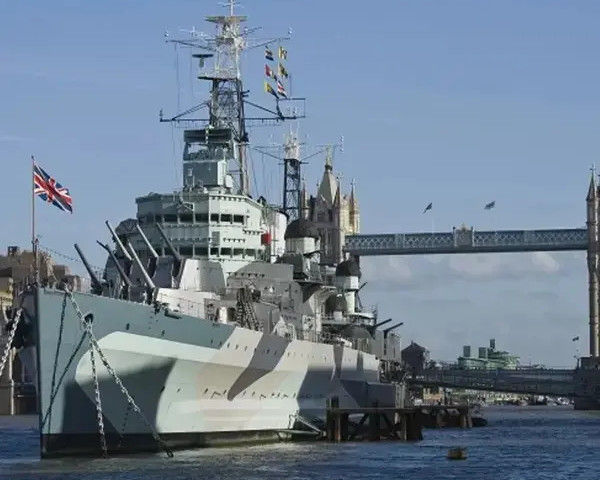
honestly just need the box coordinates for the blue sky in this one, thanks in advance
[2,0,599,365]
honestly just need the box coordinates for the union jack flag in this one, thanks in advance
[33,163,73,213]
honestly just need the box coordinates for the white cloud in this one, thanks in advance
[531,251,560,273]
[361,251,568,292]
[448,254,503,277]
[361,257,412,285]
[448,252,561,279]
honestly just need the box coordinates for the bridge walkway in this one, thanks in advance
[410,368,576,397]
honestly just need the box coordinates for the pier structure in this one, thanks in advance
[324,400,476,442]
[325,405,423,442]
[343,172,600,408]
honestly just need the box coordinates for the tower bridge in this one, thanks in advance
[340,174,600,408]
[345,227,587,256]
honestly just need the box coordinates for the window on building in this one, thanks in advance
[210,247,219,256]
[180,214,193,223]
[195,213,208,223]
[233,248,244,256]
[245,249,255,257]
[180,246,193,256]
[163,214,177,223]
[195,246,208,256]
[221,248,232,256]
[221,214,232,222]
[233,215,244,224]
[210,213,219,222]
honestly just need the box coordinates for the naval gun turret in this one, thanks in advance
[279,218,321,283]
[334,257,361,315]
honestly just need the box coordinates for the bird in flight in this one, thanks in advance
[423,202,432,214]
[484,201,496,210]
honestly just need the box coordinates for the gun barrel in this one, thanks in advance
[105,221,132,262]
[73,243,103,293]
[383,321,404,334]
[156,223,182,266]
[136,224,159,259]
[126,242,156,291]
[373,318,393,329]
[97,241,132,288]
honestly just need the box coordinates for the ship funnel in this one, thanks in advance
[155,223,182,275]
[73,243,103,295]
[105,221,132,262]
[97,240,132,299]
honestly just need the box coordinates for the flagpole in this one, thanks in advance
[31,155,38,284]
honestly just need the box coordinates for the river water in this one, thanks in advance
[1,406,599,479]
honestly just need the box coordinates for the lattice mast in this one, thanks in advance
[202,5,249,194]
[283,132,302,220]
[163,0,297,197]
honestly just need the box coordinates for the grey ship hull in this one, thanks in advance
[26,288,384,457]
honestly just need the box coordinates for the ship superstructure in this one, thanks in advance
[16,1,403,457]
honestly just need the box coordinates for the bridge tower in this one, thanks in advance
[586,171,599,357]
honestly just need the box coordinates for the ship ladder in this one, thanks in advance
[291,413,325,436]
[235,287,261,331]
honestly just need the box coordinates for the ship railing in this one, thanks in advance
[321,315,351,326]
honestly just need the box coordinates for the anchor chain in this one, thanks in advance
[0,309,22,380]
[40,331,87,430]
[63,288,174,457]
[85,316,108,457]
[117,402,133,450]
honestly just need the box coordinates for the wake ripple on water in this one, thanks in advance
[1,407,600,480]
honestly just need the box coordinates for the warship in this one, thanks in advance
[10,1,404,457]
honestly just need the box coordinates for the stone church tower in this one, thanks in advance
[302,151,361,266]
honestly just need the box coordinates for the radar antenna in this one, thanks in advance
[161,1,301,196]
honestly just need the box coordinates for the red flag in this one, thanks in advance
[265,64,276,79]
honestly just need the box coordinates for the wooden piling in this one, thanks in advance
[325,406,426,442]
[324,404,477,442]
